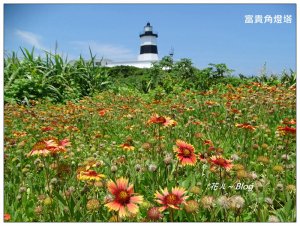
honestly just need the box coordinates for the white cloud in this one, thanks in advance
[71,41,136,61]
[15,29,47,50]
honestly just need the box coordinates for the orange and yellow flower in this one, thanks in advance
[27,139,57,157]
[205,100,219,106]
[203,139,214,147]
[119,143,135,151]
[27,138,71,157]
[105,177,143,218]
[235,123,257,131]
[209,155,233,171]
[173,140,197,166]
[155,187,188,211]
[77,170,106,181]
[148,114,177,127]
[13,131,27,137]
[282,118,296,125]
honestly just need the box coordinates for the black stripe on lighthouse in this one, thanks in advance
[139,32,158,38]
[140,45,158,54]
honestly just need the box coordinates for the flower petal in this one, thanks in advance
[107,180,118,195]
[130,195,143,204]
[158,206,167,212]
[127,184,134,194]
[126,203,139,214]
[117,177,128,190]
[156,199,163,204]
[118,206,128,218]
[105,201,121,211]
[168,204,180,210]
[162,187,169,196]
[172,187,185,197]
[155,191,164,200]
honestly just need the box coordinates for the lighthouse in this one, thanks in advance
[138,22,159,62]
[95,22,160,68]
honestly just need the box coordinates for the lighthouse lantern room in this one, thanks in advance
[138,22,159,62]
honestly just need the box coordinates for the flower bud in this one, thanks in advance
[184,200,199,213]
[86,199,100,211]
[147,207,162,221]
[34,205,43,215]
[135,164,142,172]
[148,164,157,172]
[111,165,118,173]
[43,197,53,206]
[19,186,27,193]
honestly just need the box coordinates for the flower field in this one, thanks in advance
[4,82,296,222]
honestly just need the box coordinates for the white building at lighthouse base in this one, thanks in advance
[95,57,158,68]
[94,58,157,68]
[105,60,156,68]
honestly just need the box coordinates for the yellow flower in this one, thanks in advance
[273,165,284,173]
[77,170,105,181]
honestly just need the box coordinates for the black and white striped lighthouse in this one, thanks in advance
[138,22,159,61]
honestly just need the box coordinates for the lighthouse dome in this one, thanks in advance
[145,22,152,31]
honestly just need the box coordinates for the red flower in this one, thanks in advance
[105,177,143,218]
[155,187,188,211]
[199,153,207,162]
[230,108,241,114]
[98,109,108,117]
[277,126,296,135]
[4,213,11,221]
[203,140,214,147]
[41,126,54,132]
[209,155,233,171]
[173,140,197,166]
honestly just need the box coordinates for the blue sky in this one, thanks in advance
[4,4,296,76]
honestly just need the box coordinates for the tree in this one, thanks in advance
[208,63,234,78]
[173,58,195,79]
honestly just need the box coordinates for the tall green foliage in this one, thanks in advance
[4,49,295,104]
[4,48,110,104]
